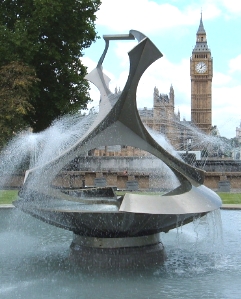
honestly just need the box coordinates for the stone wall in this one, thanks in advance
[2,171,241,192]
[52,171,150,190]
[204,172,241,191]
[1,157,241,191]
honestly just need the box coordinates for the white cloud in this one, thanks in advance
[136,56,191,108]
[212,85,241,137]
[84,0,241,138]
[84,50,240,138]
[220,0,241,15]
[105,53,192,121]
[114,41,137,66]
[83,46,192,119]
[96,0,220,34]
[81,56,96,73]
[229,54,241,73]
[213,72,232,85]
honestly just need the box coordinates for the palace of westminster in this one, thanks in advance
[93,15,215,157]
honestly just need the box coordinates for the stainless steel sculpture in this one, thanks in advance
[14,30,221,266]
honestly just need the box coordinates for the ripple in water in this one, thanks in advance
[1,209,241,299]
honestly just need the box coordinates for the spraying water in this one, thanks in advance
[0,111,97,188]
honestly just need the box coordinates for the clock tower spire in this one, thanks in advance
[190,13,213,134]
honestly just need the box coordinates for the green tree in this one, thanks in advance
[0,0,101,132]
[0,61,38,147]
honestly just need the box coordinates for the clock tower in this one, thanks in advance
[190,13,213,134]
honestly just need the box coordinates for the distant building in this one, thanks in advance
[236,121,241,143]
[190,13,213,134]
[92,14,214,157]
[93,84,193,157]
[139,85,181,148]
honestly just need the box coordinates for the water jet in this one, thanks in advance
[12,30,221,267]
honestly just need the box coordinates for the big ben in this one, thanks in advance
[190,13,213,134]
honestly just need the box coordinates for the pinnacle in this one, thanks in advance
[197,12,206,34]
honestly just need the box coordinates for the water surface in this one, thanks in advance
[0,209,240,299]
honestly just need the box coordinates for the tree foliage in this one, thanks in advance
[0,61,38,146]
[0,0,101,132]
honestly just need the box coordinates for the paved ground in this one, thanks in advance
[221,204,241,210]
[0,204,14,208]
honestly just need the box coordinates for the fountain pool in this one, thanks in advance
[1,208,240,299]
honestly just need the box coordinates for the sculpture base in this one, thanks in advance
[69,233,166,270]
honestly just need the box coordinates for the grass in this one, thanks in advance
[217,192,241,204]
[0,190,18,204]
[0,189,241,205]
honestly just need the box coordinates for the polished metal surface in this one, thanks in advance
[14,30,222,239]
[72,233,161,248]
[13,197,206,237]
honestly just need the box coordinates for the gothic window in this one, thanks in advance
[160,125,166,134]
[160,109,166,119]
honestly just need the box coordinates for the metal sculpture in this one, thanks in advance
[14,30,221,264]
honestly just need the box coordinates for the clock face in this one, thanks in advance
[195,61,207,73]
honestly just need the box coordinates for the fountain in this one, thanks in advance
[11,30,221,267]
[1,208,241,299]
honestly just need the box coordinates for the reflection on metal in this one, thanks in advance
[14,30,222,240]
[72,233,161,249]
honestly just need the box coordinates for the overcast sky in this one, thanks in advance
[82,0,241,139]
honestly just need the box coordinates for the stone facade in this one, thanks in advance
[3,171,241,191]
[93,85,189,156]
[139,85,181,148]
[236,121,241,143]
[92,15,213,157]
[190,13,213,134]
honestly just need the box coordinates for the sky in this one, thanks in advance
[82,0,241,139]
